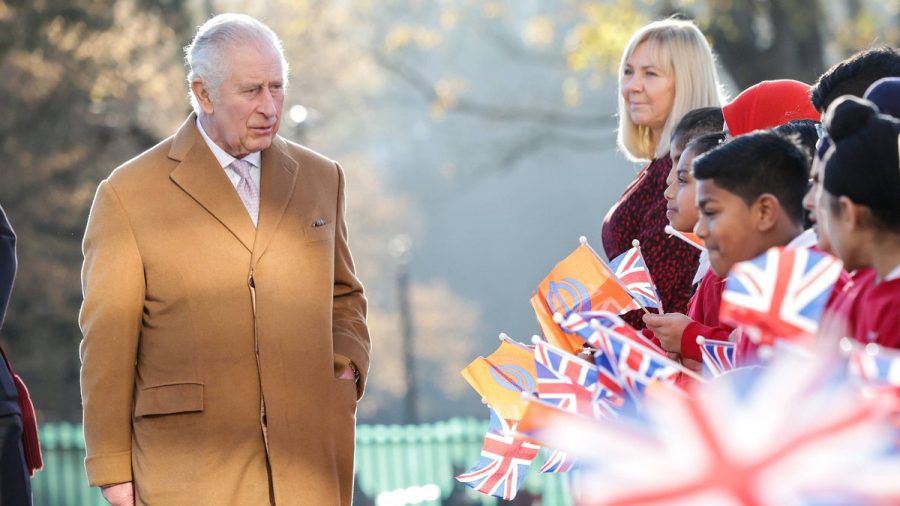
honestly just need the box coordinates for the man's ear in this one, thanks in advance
[753,193,780,232]
[191,79,215,114]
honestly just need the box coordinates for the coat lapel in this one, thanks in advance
[168,116,256,252]
[252,136,299,264]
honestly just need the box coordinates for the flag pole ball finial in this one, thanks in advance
[552,312,564,324]
[531,335,541,345]
[839,337,853,354]
[696,336,706,345]
[632,239,640,248]
[865,343,880,356]
[498,332,509,341]
[579,236,588,245]
[664,225,675,235]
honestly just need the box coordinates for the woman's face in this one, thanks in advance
[621,41,676,136]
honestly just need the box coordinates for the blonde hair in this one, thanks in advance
[616,19,725,161]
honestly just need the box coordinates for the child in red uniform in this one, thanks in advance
[644,131,731,370]
[690,131,811,364]
[646,133,730,366]
[817,97,900,349]
[810,79,899,339]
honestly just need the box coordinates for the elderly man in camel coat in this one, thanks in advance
[79,14,370,505]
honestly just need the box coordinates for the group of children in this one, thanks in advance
[636,46,900,369]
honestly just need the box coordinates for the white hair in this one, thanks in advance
[616,19,726,161]
[184,13,290,113]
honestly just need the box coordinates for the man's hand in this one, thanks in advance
[337,361,359,383]
[642,313,693,353]
[337,365,354,380]
[101,482,134,506]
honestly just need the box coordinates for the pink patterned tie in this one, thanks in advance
[229,159,259,226]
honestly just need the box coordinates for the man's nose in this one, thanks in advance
[258,89,277,117]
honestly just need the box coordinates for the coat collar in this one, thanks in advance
[168,114,299,260]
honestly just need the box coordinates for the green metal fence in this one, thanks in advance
[34,420,573,505]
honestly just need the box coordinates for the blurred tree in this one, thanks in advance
[0,0,191,420]
[570,0,898,90]
[698,0,827,87]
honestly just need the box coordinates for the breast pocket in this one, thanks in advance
[305,221,335,243]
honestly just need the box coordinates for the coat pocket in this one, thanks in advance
[134,382,204,417]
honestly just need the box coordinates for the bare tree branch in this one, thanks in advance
[366,45,616,129]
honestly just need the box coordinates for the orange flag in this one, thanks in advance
[461,339,537,420]
[665,225,706,251]
[536,243,634,317]
[530,293,585,354]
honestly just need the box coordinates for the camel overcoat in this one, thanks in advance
[79,115,370,505]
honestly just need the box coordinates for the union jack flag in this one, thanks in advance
[560,310,665,356]
[538,448,577,474]
[698,336,736,377]
[533,339,614,420]
[845,339,900,389]
[555,313,629,402]
[456,407,541,500]
[601,330,681,397]
[530,351,900,505]
[720,247,843,346]
[609,246,662,310]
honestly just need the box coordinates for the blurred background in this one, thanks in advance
[0,0,897,502]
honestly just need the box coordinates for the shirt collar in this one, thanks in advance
[884,264,900,283]
[196,117,261,169]
[787,228,818,250]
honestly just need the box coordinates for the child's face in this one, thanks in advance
[818,190,868,271]
[802,157,832,253]
[669,136,686,168]
[664,146,700,232]
[695,179,769,277]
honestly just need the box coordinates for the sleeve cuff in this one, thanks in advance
[680,321,710,362]
[85,450,132,487]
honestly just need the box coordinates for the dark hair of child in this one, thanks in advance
[692,130,810,226]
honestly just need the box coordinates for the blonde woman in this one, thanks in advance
[601,18,725,328]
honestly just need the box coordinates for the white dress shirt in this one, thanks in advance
[196,118,261,190]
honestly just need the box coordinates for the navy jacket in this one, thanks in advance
[0,206,20,415]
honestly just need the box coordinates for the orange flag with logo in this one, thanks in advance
[461,338,537,420]
[536,243,634,318]
[530,293,585,355]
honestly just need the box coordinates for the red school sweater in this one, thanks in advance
[641,271,733,362]
[853,272,900,350]
[679,271,733,362]
[819,268,877,340]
